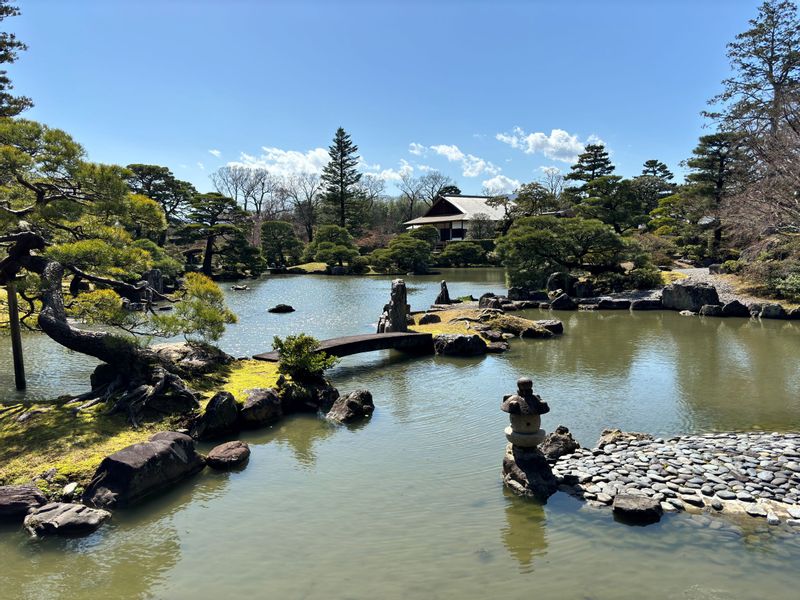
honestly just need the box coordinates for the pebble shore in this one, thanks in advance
[552,430,800,527]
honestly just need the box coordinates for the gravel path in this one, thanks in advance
[673,267,769,305]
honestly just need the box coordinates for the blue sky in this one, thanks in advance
[11,0,762,194]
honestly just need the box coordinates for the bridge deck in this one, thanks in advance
[253,332,434,362]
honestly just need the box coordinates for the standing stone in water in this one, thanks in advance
[435,280,452,305]
[377,279,409,333]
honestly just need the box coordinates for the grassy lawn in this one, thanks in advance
[290,262,328,273]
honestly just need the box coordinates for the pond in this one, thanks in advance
[1,268,800,599]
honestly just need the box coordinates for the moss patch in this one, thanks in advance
[661,271,688,284]
[219,359,281,403]
[0,403,176,489]
[290,262,328,273]
[410,308,489,339]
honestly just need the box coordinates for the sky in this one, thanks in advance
[10,0,764,195]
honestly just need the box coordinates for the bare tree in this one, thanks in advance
[211,165,250,210]
[355,174,385,212]
[281,173,324,242]
[398,173,426,222]
[419,171,458,206]
[539,167,565,206]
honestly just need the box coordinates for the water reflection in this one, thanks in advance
[501,491,548,573]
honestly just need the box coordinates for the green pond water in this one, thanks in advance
[1,268,800,599]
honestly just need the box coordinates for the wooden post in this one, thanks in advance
[7,280,26,390]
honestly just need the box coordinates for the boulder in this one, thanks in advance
[788,307,800,320]
[546,272,578,296]
[417,313,441,325]
[550,293,577,311]
[507,288,550,303]
[83,432,205,509]
[189,391,240,440]
[377,279,410,333]
[612,494,663,525]
[486,341,510,353]
[721,300,750,318]
[479,296,504,310]
[760,303,788,319]
[152,342,235,378]
[433,334,487,356]
[535,319,564,335]
[708,263,723,274]
[0,485,47,520]
[630,298,662,311]
[434,280,452,305]
[597,429,653,448]
[661,281,720,312]
[206,441,251,469]
[326,390,375,424]
[502,445,558,501]
[749,303,763,318]
[539,425,581,461]
[23,503,110,537]
[278,377,340,414]
[597,298,631,310]
[699,304,723,317]
[573,280,595,298]
[239,388,282,429]
[268,304,295,313]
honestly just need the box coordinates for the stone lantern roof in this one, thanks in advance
[500,377,549,415]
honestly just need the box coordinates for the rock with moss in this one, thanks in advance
[189,391,240,440]
[326,390,374,424]
[152,343,235,378]
[0,485,47,520]
[483,314,554,338]
[277,376,340,414]
[539,425,581,461]
[23,502,111,537]
[433,334,487,356]
[661,281,720,312]
[83,431,205,509]
[239,388,282,428]
[417,313,441,325]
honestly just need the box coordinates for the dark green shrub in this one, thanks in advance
[272,334,339,381]
[438,241,486,266]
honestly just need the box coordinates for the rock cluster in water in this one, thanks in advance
[551,430,800,527]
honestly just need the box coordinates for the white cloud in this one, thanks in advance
[429,143,499,177]
[416,164,435,173]
[430,144,465,162]
[539,166,562,176]
[482,174,520,195]
[408,142,426,156]
[196,161,205,170]
[365,159,414,182]
[496,127,603,163]
[208,149,221,158]
[232,146,329,177]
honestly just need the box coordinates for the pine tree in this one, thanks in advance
[641,159,674,181]
[564,144,615,184]
[0,0,32,116]
[320,127,363,232]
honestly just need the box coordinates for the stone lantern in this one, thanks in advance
[501,377,558,501]
[501,377,550,448]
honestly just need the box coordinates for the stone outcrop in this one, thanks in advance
[433,334,487,356]
[417,313,441,325]
[23,502,111,537]
[721,300,750,317]
[661,281,720,312]
[535,319,564,335]
[597,298,631,310]
[631,298,662,311]
[377,279,410,333]
[326,389,375,424]
[503,444,559,501]
[239,388,282,428]
[83,431,205,509]
[479,294,504,310]
[278,376,340,414]
[0,485,46,520]
[760,303,787,319]
[539,425,581,461]
[546,272,578,296]
[507,288,550,303]
[434,280,452,304]
[268,304,295,313]
[699,304,723,317]
[550,293,577,310]
[152,342,235,378]
[189,391,240,440]
[612,495,663,525]
[206,441,251,470]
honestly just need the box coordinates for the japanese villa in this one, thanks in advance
[403,194,505,243]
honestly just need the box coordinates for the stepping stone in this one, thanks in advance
[206,441,250,470]
[23,503,110,537]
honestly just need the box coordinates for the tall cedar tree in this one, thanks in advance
[321,127,362,231]
[0,0,32,116]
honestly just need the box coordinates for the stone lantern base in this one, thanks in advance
[502,443,558,501]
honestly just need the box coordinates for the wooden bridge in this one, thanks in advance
[253,332,435,362]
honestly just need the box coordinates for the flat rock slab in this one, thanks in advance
[0,485,47,520]
[23,502,110,537]
[613,494,663,525]
[207,441,251,470]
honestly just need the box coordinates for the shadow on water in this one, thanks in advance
[500,489,549,574]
